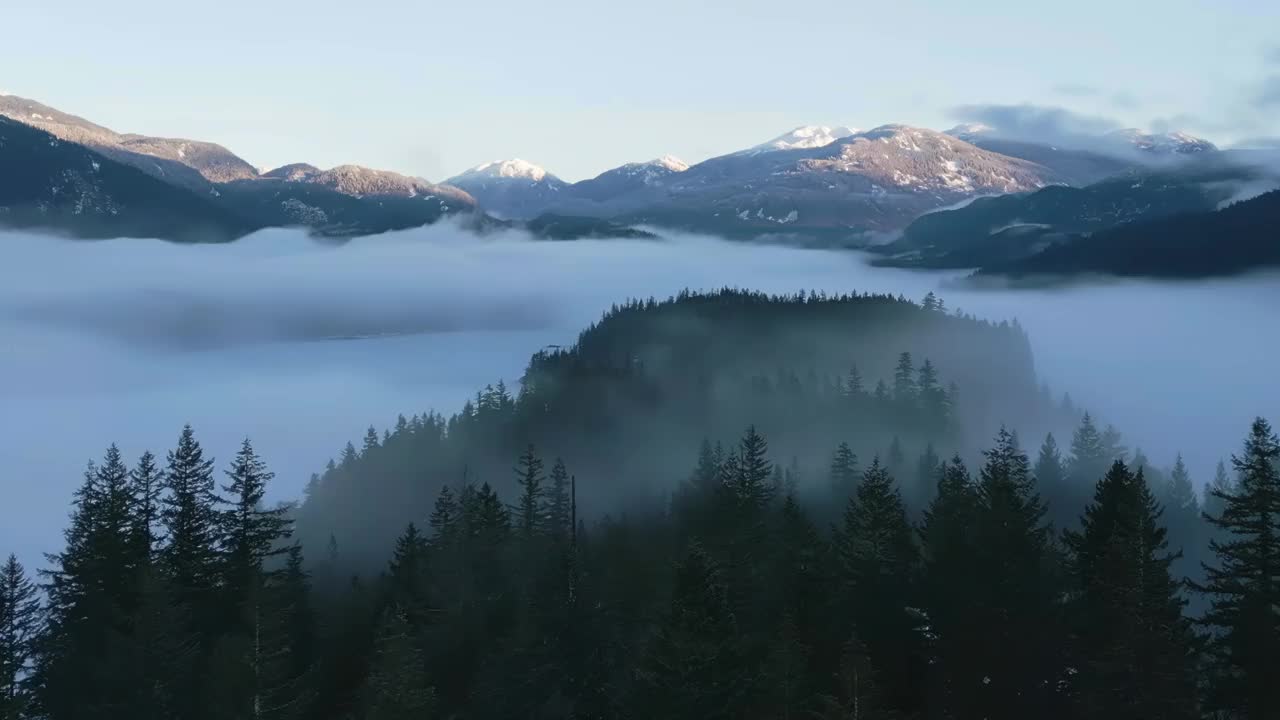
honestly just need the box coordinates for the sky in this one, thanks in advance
[3,0,1279,181]
[3,224,1279,569]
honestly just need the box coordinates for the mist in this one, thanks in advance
[2,223,1277,568]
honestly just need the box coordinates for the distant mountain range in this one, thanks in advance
[5,92,1261,265]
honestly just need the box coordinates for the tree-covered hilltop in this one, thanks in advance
[9,414,1277,720]
[292,289,1070,570]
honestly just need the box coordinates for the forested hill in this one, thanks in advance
[295,289,1071,571]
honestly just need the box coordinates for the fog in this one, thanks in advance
[2,223,1277,568]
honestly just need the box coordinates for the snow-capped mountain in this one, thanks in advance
[260,163,473,206]
[0,94,258,188]
[563,155,690,204]
[602,125,1062,237]
[1105,129,1217,155]
[751,125,858,152]
[445,159,570,219]
[944,123,996,142]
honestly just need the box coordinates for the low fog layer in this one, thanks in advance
[2,223,1277,566]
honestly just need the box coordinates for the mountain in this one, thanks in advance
[607,125,1058,239]
[0,94,258,189]
[0,94,488,239]
[295,287,1056,569]
[1106,129,1218,156]
[874,166,1248,269]
[566,155,689,202]
[749,125,859,152]
[0,116,252,241]
[978,188,1280,279]
[445,159,569,219]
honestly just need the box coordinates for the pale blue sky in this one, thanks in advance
[3,0,1278,181]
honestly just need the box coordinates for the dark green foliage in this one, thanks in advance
[1064,461,1199,718]
[635,543,749,720]
[514,445,545,539]
[1193,418,1280,718]
[362,608,436,720]
[833,457,921,713]
[0,556,39,720]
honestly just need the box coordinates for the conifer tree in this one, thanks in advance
[635,543,748,720]
[362,607,436,720]
[728,426,774,510]
[1064,461,1198,718]
[893,352,916,405]
[160,425,221,609]
[1194,418,1280,718]
[427,485,459,546]
[1202,458,1234,520]
[844,364,864,398]
[811,633,889,720]
[545,458,572,543]
[829,442,859,507]
[968,428,1065,720]
[833,457,920,713]
[221,439,291,604]
[0,555,39,720]
[387,523,430,614]
[128,450,164,562]
[914,443,940,508]
[513,445,545,539]
[918,457,981,706]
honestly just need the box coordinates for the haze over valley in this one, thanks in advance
[4,3,1280,718]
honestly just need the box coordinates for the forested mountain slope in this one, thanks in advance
[293,289,1070,570]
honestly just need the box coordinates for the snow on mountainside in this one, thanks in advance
[458,158,554,182]
[605,124,1061,238]
[445,159,569,219]
[0,95,258,187]
[1106,129,1217,155]
[751,125,858,152]
[257,163,473,204]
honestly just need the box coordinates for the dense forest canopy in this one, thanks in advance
[4,290,1279,720]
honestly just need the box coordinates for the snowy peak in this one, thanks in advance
[944,122,996,142]
[1106,129,1217,155]
[461,158,553,182]
[649,154,689,172]
[754,125,858,152]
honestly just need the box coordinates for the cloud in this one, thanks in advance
[2,223,1279,575]
[1233,136,1280,149]
[1267,46,1280,65]
[1109,91,1141,110]
[949,102,1122,148]
[1255,75,1280,108]
[1052,83,1100,98]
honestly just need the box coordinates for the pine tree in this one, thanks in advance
[918,456,981,713]
[765,613,812,720]
[728,426,774,510]
[811,633,889,720]
[221,439,291,604]
[635,543,748,720]
[1202,459,1234,520]
[914,443,941,509]
[833,457,920,713]
[545,458,572,543]
[893,352,916,406]
[1194,418,1280,718]
[845,365,864,398]
[427,485,459,546]
[160,425,221,609]
[128,450,164,562]
[968,428,1065,720]
[829,442,859,507]
[513,445,545,539]
[0,555,39,720]
[362,607,436,720]
[1064,461,1198,718]
[387,523,430,614]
